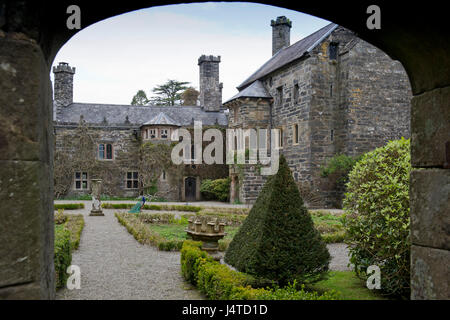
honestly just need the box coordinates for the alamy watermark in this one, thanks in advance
[170,121,280,175]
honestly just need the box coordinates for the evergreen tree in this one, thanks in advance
[224,155,330,285]
[130,90,149,106]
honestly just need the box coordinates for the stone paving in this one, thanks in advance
[55,201,349,299]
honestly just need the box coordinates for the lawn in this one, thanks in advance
[310,271,386,300]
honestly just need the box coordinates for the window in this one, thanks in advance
[293,124,299,144]
[294,84,299,103]
[278,127,284,148]
[160,129,168,139]
[329,42,338,60]
[331,129,334,142]
[161,170,166,181]
[98,143,113,160]
[330,84,333,97]
[74,172,88,190]
[277,86,283,106]
[191,144,195,161]
[150,129,157,139]
[126,172,139,189]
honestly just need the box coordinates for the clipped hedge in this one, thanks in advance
[65,214,85,250]
[54,226,72,289]
[54,203,84,210]
[103,203,202,212]
[343,138,411,298]
[181,241,339,300]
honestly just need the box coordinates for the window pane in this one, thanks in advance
[133,172,138,179]
[133,181,138,189]
[99,144,104,159]
[106,144,112,159]
[127,180,132,188]
[127,172,132,179]
[75,172,81,179]
[82,172,87,180]
[82,181,87,189]
[76,181,81,189]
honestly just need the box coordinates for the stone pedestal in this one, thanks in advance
[186,217,226,261]
[89,179,104,216]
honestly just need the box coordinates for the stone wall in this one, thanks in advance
[232,26,411,207]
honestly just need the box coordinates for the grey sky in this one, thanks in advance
[52,2,331,105]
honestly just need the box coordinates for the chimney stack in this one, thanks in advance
[198,55,222,112]
[271,16,292,55]
[53,62,75,117]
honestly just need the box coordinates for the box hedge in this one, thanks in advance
[180,241,338,300]
[224,155,330,285]
[54,226,72,289]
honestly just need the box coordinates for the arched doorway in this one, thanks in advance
[0,1,448,300]
[184,177,197,202]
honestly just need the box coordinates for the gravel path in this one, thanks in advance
[56,208,204,300]
[327,243,352,271]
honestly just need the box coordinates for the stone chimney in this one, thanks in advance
[198,55,222,112]
[53,62,75,117]
[271,16,292,55]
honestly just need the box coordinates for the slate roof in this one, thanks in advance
[56,103,228,126]
[223,80,272,105]
[237,23,338,90]
[142,112,180,126]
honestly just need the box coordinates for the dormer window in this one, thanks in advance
[150,129,157,139]
[160,129,168,139]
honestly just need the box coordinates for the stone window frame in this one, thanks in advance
[125,171,139,189]
[293,123,299,145]
[278,126,284,149]
[74,171,89,190]
[98,143,114,161]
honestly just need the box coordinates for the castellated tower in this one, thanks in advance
[198,55,223,112]
[271,16,292,55]
[53,62,75,116]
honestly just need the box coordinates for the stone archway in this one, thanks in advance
[0,1,448,299]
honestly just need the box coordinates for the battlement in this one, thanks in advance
[270,16,292,28]
[198,55,221,65]
[53,62,76,74]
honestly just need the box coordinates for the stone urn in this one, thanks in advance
[89,179,104,216]
[186,216,226,261]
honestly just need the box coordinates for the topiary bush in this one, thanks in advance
[343,138,411,299]
[224,155,330,286]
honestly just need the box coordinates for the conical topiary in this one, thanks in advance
[224,155,330,285]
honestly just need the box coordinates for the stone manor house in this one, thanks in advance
[53,17,411,206]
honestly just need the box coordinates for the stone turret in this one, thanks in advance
[53,62,75,118]
[271,16,292,56]
[198,55,222,112]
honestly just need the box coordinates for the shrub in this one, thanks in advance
[200,178,231,202]
[343,138,411,298]
[54,209,67,225]
[320,154,361,183]
[225,155,330,286]
[54,226,72,289]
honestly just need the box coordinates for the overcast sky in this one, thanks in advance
[51,2,331,105]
